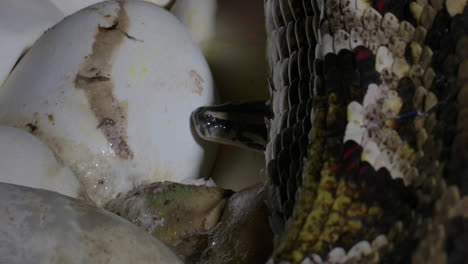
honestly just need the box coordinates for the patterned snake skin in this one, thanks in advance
[263,0,468,263]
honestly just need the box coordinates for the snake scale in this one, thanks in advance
[193,0,468,263]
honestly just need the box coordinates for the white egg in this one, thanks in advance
[0,0,217,206]
[0,0,64,86]
[0,125,81,198]
[0,183,183,264]
[170,0,217,50]
[0,0,181,87]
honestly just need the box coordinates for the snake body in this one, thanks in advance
[191,0,467,262]
[263,0,468,263]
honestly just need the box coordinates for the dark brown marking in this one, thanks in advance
[74,2,134,160]
[25,123,38,133]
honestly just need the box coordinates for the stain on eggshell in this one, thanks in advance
[25,122,38,133]
[74,1,133,160]
[190,69,204,95]
[21,115,114,205]
[52,147,118,204]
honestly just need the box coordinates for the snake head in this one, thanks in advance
[191,102,268,151]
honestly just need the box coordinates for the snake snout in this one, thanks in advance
[191,107,208,138]
[191,106,219,141]
[191,102,268,151]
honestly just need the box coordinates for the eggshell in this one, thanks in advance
[0,0,180,87]
[0,183,183,264]
[50,0,175,17]
[0,126,82,198]
[0,0,217,206]
[0,0,64,86]
[170,0,217,50]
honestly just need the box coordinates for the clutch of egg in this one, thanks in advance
[0,0,217,206]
